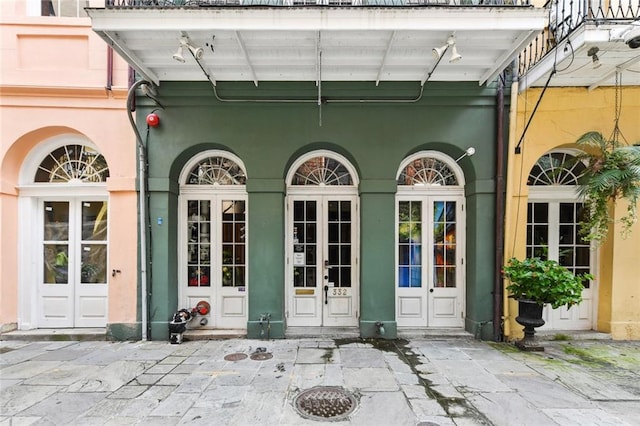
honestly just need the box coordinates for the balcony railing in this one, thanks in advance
[106,0,533,7]
[518,0,639,77]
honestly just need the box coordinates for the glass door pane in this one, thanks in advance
[398,200,422,288]
[43,202,69,284]
[187,200,211,287]
[80,201,107,284]
[327,200,351,288]
[433,201,457,288]
[222,200,246,287]
[293,200,317,288]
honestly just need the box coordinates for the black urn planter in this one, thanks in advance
[515,299,545,351]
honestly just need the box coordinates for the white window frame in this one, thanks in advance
[527,148,598,330]
[177,150,249,327]
[395,151,466,327]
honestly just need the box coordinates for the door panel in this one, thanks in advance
[40,200,108,328]
[287,196,358,327]
[397,197,464,328]
[182,196,247,329]
[528,202,594,330]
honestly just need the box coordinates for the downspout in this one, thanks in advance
[106,47,113,91]
[127,78,152,340]
[502,75,521,339]
[494,73,506,341]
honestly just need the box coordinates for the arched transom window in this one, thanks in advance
[291,156,353,186]
[185,156,246,185]
[398,157,459,186]
[34,144,109,183]
[527,151,586,186]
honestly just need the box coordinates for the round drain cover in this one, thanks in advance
[224,353,248,361]
[250,352,273,361]
[294,386,357,421]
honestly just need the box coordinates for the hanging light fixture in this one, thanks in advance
[587,47,601,69]
[432,35,462,63]
[172,37,204,62]
[172,44,185,63]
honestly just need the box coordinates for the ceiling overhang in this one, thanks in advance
[87,6,546,87]
[519,23,640,91]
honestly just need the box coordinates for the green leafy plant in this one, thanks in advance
[575,131,640,243]
[503,257,593,309]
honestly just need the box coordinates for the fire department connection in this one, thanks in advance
[168,301,210,344]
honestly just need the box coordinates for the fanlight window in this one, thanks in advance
[35,144,109,183]
[398,157,458,186]
[528,152,586,186]
[291,156,353,186]
[185,156,246,185]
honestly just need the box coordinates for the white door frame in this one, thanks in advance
[285,193,359,327]
[526,148,598,331]
[395,151,466,328]
[527,186,598,331]
[17,135,109,330]
[285,150,360,328]
[177,150,248,330]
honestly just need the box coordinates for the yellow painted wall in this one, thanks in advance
[504,84,640,340]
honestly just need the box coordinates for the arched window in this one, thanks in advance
[291,156,353,186]
[397,157,459,186]
[184,156,246,185]
[34,144,109,183]
[527,151,586,186]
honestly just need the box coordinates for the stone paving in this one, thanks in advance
[1,337,639,425]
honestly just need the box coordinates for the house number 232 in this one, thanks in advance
[332,288,347,296]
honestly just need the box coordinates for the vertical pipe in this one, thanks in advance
[106,47,113,91]
[126,78,150,340]
[494,74,506,341]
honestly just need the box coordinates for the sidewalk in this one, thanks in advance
[1,336,639,425]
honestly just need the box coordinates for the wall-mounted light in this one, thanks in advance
[456,147,476,162]
[587,47,601,69]
[172,37,204,63]
[433,35,462,63]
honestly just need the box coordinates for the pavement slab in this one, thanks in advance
[1,337,639,425]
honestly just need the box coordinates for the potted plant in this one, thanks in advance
[503,257,593,351]
[575,131,640,243]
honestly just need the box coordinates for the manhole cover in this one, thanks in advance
[294,386,358,421]
[224,353,248,361]
[250,352,273,361]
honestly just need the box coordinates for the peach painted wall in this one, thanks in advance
[504,85,640,340]
[1,0,138,330]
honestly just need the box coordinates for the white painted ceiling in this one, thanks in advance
[519,23,640,91]
[87,6,547,87]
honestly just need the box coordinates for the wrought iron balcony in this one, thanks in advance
[106,0,533,6]
[518,0,639,86]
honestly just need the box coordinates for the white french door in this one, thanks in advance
[179,195,248,329]
[286,195,359,327]
[39,199,108,328]
[396,196,465,328]
[527,201,595,330]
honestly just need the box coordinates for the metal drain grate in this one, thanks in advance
[224,353,248,361]
[294,387,357,421]
[250,352,273,361]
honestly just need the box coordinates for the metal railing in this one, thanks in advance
[106,0,532,7]
[518,0,639,77]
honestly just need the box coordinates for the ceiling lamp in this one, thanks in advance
[172,37,204,63]
[587,47,601,69]
[432,35,462,63]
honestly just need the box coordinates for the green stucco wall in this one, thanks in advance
[137,81,501,340]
